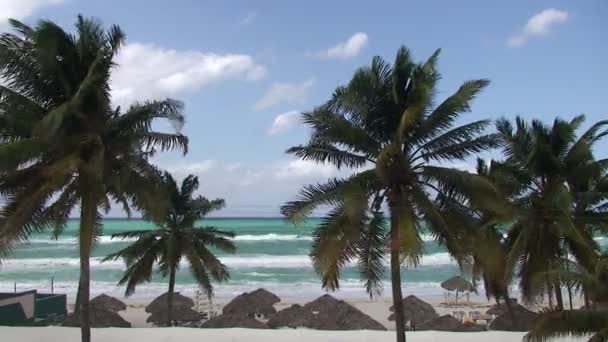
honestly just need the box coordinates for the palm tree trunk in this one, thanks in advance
[554,284,564,311]
[389,212,406,342]
[567,285,573,310]
[74,280,82,316]
[79,184,97,342]
[167,266,176,326]
[78,254,91,342]
[547,284,553,309]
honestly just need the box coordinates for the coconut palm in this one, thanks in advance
[280,47,503,342]
[524,254,608,342]
[105,172,236,325]
[496,116,608,309]
[0,17,187,342]
[437,158,516,306]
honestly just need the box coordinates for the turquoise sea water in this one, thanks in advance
[1,218,606,301]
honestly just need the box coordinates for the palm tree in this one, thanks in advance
[280,47,503,342]
[496,116,608,309]
[0,17,187,342]
[437,158,516,307]
[524,254,608,342]
[105,172,236,325]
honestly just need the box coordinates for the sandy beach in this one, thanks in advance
[0,327,589,342]
[100,294,512,329]
[63,292,572,329]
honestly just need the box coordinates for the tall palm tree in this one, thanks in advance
[496,116,608,309]
[524,254,608,342]
[280,47,503,342]
[105,172,236,325]
[0,17,187,342]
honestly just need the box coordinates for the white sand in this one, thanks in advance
[0,327,588,342]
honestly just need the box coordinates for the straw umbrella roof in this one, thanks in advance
[302,294,341,312]
[486,301,522,316]
[266,295,385,330]
[146,307,203,325]
[145,292,194,313]
[440,276,475,292]
[417,315,461,331]
[388,295,439,326]
[201,313,269,329]
[249,288,280,306]
[300,295,386,330]
[222,288,281,317]
[489,306,538,331]
[90,294,127,312]
[338,303,386,330]
[63,308,131,328]
[266,304,314,329]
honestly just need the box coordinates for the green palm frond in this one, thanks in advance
[356,210,387,297]
[311,205,365,291]
[525,309,608,342]
[191,227,236,253]
[280,170,378,223]
[287,142,370,169]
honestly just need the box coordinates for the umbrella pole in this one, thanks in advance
[455,290,459,304]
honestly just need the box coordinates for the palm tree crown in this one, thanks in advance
[106,172,235,299]
[495,116,608,306]
[281,46,502,342]
[0,16,187,341]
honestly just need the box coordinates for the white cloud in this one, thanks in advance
[170,160,218,175]
[507,8,569,48]
[253,78,314,111]
[146,158,354,216]
[267,110,301,135]
[0,0,63,29]
[315,32,368,59]
[110,43,267,106]
[239,12,257,26]
[274,159,339,179]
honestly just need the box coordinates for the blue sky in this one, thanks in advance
[2,0,607,216]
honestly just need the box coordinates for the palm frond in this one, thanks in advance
[356,210,387,297]
[524,309,608,342]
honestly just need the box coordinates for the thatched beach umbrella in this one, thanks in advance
[266,304,314,329]
[440,276,474,303]
[201,313,269,329]
[302,294,385,330]
[146,307,203,325]
[222,288,281,317]
[388,295,438,327]
[90,294,126,312]
[145,292,194,313]
[338,304,386,330]
[418,315,461,331]
[489,306,538,331]
[63,308,131,328]
[249,288,280,306]
[267,295,385,330]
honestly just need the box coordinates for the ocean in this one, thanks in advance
[1,218,606,301]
